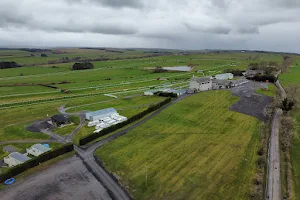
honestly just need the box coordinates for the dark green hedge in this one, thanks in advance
[158,92,178,98]
[0,143,74,182]
[250,74,277,83]
[79,97,172,146]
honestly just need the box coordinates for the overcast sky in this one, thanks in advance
[0,0,300,52]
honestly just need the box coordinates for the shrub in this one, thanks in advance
[249,74,277,83]
[72,63,94,70]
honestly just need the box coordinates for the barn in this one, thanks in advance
[26,144,52,157]
[4,152,31,167]
[189,76,212,92]
[86,108,117,121]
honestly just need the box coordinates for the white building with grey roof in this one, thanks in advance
[4,152,31,167]
[26,144,52,157]
[86,108,118,121]
[189,76,212,92]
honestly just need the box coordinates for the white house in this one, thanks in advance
[86,108,118,121]
[189,76,212,92]
[215,73,234,80]
[26,144,52,157]
[4,152,31,167]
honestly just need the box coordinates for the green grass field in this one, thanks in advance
[95,91,260,200]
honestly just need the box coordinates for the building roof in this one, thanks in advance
[51,114,69,123]
[31,144,51,153]
[9,152,30,162]
[213,79,232,86]
[191,76,212,83]
[87,108,117,117]
[215,73,233,78]
[144,89,160,93]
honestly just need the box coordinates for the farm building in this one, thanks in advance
[51,114,70,127]
[4,152,31,167]
[189,76,212,92]
[172,89,186,96]
[245,70,264,78]
[144,89,160,96]
[212,80,234,89]
[26,144,52,157]
[215,73,234,80]
[86,108,117,121]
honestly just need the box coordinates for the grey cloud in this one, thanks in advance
[51,24,138,35]
[1,0,300,52]
[69,0,143,8]
[184,22,231,35]
[98,0,143,8]
[236,27,259,34]
[270,0,300,8]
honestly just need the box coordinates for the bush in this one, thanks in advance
[79,98,172,146]
[249,74,277,83]
[281,98,295,112]
[0,143,74,182]
[72,63,94,70]
[158,92,178,98]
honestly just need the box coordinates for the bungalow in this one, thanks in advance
[189,76,212,92]
[26,144,52,157]
[4,152,31,167]
[51,114,70,127]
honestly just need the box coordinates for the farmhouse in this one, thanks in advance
[26,144,52,157]
[215,73,234,80]
[86,108,117,121]
[51,114,70,127]
[4,152,31,167]
[189,76,212,92]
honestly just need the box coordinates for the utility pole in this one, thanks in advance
[145,165,150,187]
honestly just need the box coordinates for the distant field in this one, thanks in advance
[95,91,260,200]
[280,65,300,86]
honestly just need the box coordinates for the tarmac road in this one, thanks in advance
[266,109,282,200]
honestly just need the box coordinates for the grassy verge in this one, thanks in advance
[95,90,260,200]
[256,84,277,97]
